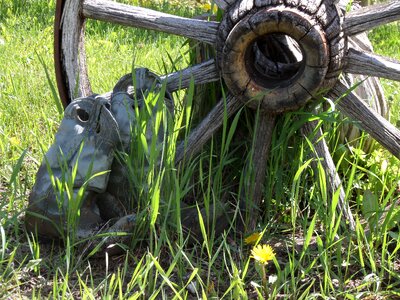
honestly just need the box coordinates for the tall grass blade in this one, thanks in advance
[300,213,317,261]
[8,148,26,188]
[150,174,162,227]
[36,51,63,115]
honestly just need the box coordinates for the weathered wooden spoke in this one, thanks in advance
[249,113,276,230]
[331,82,400,159]
[343,1,400,36]
[97,60,220,100]
[161,59,220,92]
[82,0,219,44]
[302,120,356,231]
[345,48,400,82]
[175,95,242,164]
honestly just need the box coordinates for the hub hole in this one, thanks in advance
[246,33,304,89]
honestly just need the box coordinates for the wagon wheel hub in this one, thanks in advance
[217,1,344,113]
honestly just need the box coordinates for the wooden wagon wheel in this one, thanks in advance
[55,0,400,231]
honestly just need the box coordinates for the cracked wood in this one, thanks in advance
[82,0,219,44]
[332,82,400,159]
[345,48,400,82]
[343,1,400,36]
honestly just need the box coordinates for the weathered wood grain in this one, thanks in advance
[61,0,92,99]
[219,6,330,112]
[160,59,220,92]
[98,60,220,100]
[302,120,356,231]
[343,1,400,36]
[229,0,255,23]
[175,95,242,164]
[331,82,400,159]
[255,0,283,7]
[249,112,276,230]
[82,0,219,44]
[336,33,388,153]
[299,0,321,15]
[344,48,400,82]
[252,35,302,79]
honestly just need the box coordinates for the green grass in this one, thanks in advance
[1,0,400,299]
[370,21,400,124]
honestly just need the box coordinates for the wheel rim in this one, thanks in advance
[54,0,69,107]
[55,0,92,107]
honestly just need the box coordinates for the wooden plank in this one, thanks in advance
[175,95,242,164]
[249,113,276,230]
[301,120,356,232]
[160,59,220,92]
[343,1,400,36]
[331,82,400,159]
[82,0,219,44]
[344,48,400,82]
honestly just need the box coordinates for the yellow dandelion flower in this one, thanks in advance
[202,2,211,10]
[251,244,275,265]
[10,137,20,147]
[244,232,261,245]
[201,2,218,13]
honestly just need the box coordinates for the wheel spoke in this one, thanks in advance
[302,120,355,231]
[82,0,219,44]
[331,82,400,159]
[175,95,242,164]
[344,48,400,82]
[343,1,400,36]
[160,59,220,92]
[96,60,219,99]
[248,112,276,230]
